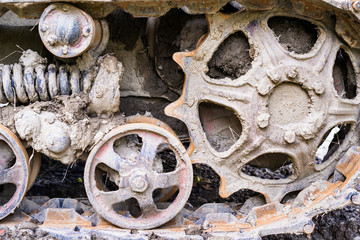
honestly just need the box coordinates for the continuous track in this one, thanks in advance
[1,0,360,238]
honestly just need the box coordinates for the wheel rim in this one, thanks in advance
[0,124,29,220]
[27,149,41,191]
[84,123,192,229]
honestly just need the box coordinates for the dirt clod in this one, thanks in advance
[207,31,253,79]
[268,16,318,54]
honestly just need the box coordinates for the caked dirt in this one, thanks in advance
[1,8,360,240]
[268,16,318,54]
[207,31,253,80]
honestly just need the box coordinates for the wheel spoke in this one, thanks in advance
[154,167,184,189]
[136,193,158,216]
[96,188,133,206]
[304,33,337,73]
[138,132,164,167]
[95,140,123,172]
[328,100,358,125]
[0,164,23,185]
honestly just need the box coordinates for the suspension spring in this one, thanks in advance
[0,63,95,104]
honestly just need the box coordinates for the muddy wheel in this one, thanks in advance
[166,4,360,203]
[27,149,41,191]
[84,123,192,229]
[0,124,29,220]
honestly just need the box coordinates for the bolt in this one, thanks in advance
[134,179,145,189]
[286,67,298,79]
[303,223,314,234]
[130,174,149,193]
[257,113,270,128]
[284,130,296,143]
[313,82,324,95]
[353,1,360,11]
[62,45,68,55]
[268,72,281,83]
[82,27,91,37]
[62,4,69,12]
[351,193,360,205]
[40,24,48,32]
[46,35,57,46]
[257,84,270,96]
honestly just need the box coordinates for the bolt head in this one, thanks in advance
[284,130,296,143]
[353,1,360,11]
[62,45,69,55]
[268,72,281,83]
[286,67,298,79]
[82,27,91,37]
[40,24,48,32]
[62,5,69,12]
[257,113,270,128]
[47,35,57,46]
[130,173,149,193]
[313,82,324,95]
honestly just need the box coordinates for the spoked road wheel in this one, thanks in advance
[0,124,29,220]
[84,123,192,229]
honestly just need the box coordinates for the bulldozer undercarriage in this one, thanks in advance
[1,0,360,238]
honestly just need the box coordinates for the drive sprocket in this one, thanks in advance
[166,1,360,203]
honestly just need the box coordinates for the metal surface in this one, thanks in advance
[27,149,41,191]
[84,123,193,229]
[39,4,102,58]
[166,2,360,203]
[0,124,29,221]
[0,0,359,234]
[0,51,94,104]
[2,147,360,238]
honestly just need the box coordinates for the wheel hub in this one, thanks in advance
[130,171,149,193]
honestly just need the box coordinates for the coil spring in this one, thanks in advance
[0,63,94,104]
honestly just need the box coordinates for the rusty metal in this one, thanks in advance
[1,147,360,238]
[27,149,41,191]
[39,3,102,58]
[0,0,360,235]
[84,122,193,229]
[166,2,360,203]
[0,124,29,221]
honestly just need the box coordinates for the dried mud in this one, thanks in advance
[1,8,359,240]
[207,31,253,80]
[268,16,318,54]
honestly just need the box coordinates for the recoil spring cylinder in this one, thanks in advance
[0,63,94,104]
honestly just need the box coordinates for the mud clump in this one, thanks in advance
[156,9,207,93]
[268,16,318,54]
[207,31,253,80]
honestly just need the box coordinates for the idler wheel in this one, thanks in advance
[84,123,192,229]
[0,124,29,220]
